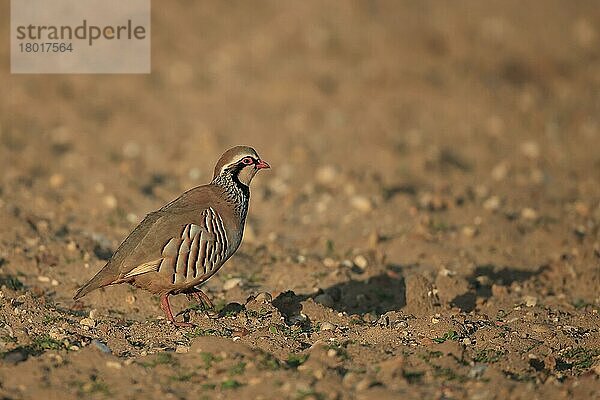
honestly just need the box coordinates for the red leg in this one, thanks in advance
[160,293,193,327]
[195,289,214,309]
[186,288,214,309]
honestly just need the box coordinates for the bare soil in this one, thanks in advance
[1,1,599,399]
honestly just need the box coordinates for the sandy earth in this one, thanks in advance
[1,1,599,399]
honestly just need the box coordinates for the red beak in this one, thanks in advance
[256,160,270,170]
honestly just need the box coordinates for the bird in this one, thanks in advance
[73,145,270,327]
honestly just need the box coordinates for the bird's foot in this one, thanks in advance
[186,289,214,310]
[170,320,194,328]
[160,293,195,328]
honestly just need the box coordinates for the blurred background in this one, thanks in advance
[0,1,599,397]
[1,0,600,317]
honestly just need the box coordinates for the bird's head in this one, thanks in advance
[213,145,270,186]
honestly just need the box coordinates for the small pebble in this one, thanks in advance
[524,295,537,307]
[37,276,50,283]
[419,193,446,210]
[377,314,390,327]
[254,292,272,303]
[122,141,141,158]
[323,258,338,268]
[320,322,335,331]
[353,255,368,270]
[126,213,139,224]
[233,327,250,337]
[316,165,338,186]
[49,173,65,188]
[351,196,373,212]
[491,162,508,181]
[103,195,118,209]
[66,241,78,252]
[80,318,96,328]
[313,369,325,380]
[483,196,501,211]
[521,208,538,221]
[223,278,243,291]
[476,275,491,286]
[474,185,490,199]
[573,201,589,217]
[91,339,111,354]
[49,327,65,341]
[531,324,550,334]
[176,345,190,354]
[462,226,478,238]
[295,255,306,264]
[106,361,122,369]
[363,313,376,323]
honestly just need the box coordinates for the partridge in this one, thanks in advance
[73,146,270,327]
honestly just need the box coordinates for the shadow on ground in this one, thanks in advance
[270,264,549,318]
[270,273,407,319]
[451,264,549,312]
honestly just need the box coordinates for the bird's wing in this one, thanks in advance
[110,185,213,273]
[121,207,229,284]
[73,185,233,299]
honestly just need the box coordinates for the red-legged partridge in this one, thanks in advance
[74,146,270,327]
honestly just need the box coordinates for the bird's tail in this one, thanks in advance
[73,264,117,300]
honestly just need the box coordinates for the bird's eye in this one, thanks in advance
[242,157,254,165]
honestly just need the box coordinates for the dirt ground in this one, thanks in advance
[1,1,600,399]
